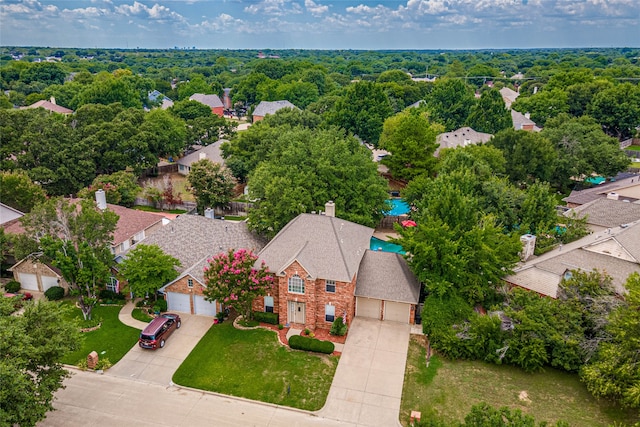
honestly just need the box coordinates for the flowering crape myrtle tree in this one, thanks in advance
[203,248,274,320]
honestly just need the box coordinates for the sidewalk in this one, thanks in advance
[118,300,149,330]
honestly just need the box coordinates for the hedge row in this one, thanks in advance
[288,335,335,354]
[252,310,279,325]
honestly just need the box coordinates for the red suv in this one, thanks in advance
[138,313,181,350]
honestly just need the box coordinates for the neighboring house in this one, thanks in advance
[511,110,541,132]
[563,175,640,207]
[147,90,174,110]
[435,127,493,156]
[499,87,519,109]
[106,202,165,256]
[139,214,265,316]
[0,202,24,226]
[189,93,224,117]
[21,97,73,115]
[504,221,640,298]
[564,197,640,232]
[407,100,426,109]
[8,256,69,294]
[252,100,297,123]
[253,203,420,330]
[177,140,225,176]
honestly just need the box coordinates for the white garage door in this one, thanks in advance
[166,292,191,313]
[18,273,39,291]
[194,295,217,316]
[356,297,381,320]
[384,301,411,323]
[41,275,59,292]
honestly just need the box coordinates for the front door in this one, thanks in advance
[288,301,306,324]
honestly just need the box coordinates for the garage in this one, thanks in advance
[194,295,217,316]
[17,272,39,291]
[383,301,411,323]
[41,275,60,292]
[166,292,191,313]
[356,297,381,320]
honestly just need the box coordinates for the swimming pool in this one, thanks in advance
[384,199,410,216]
[370,237,405,254]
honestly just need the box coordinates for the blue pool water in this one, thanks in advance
[384,199,410,216]
[370,237,406,254]
[586,176,605,185]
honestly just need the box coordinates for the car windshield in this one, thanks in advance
[140,333,155,340]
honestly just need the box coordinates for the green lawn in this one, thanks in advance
[133,205,187,214]
[61,301,141,366]
[131,307,154,323]
[625,145,640,151]
[173,322,338,411]
[401,337,639,427]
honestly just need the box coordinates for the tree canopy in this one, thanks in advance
[118,244,181,298]
[186,159,236,215]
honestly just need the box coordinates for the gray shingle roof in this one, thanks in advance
[127,215,266,275]
[511,110,541,132]
[256,213,373,283]
[435,127,493,155]
[563,176,640,205]
[566,198,640,228]
[189,93,223,108]
[252,100,297,118]
[355,250,420,303]
[177,140,225,167]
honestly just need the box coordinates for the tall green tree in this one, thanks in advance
[378,109,442,181]
[581,273,640,409]
[325,81,393,145]
[187,159,236,215]
[0,170,46,213]
[511,89,569,127]
[424,78,476,131]
[78,171,141,207]
[22,198,118,320]
[247,126,388,238]
[587,83,640,139]
[118,244,180,299]
[0,301,80,427]
[466,89,512,134]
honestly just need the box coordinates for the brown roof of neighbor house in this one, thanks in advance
[189,93,224,109]
[252,100,297,118]
[566,198,640,228]
[134,214,265,276]
[504,221,640,297]
[107,204,164,246]
[257,213,373,283]
[563,176,640,206]
[355,250,420,303]
[22,99,73,114]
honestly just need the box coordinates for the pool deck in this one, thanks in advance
[373,229,399,241]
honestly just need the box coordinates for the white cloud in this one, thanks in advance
[305,0,328,16]
[114,1,185,22]
[244,0,301,16]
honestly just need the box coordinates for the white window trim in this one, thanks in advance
[325,304,335,322]
[187,278,194,288]
[288,275,305,294]
[326,280,336,293]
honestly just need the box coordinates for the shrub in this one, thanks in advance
[330,317,348,336]
[135,299,148,308]
[288,335,335,354]
[252,310,278,324]
[44,286,65,301]
[153,298,167,312]
[76,359,88,371]
[278,324,284,330]
[99,289,125,301]
[95,358,112,371]
[304,328,310,335]
[5,280,20,293]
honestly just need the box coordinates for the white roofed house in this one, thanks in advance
[177,140,226,176]
[434,127,493,157]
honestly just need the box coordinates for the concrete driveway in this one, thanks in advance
[318,318,411,427]
[107,313,213,385]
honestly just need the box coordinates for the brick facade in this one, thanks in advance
[10,259,68,293]
[253,260,356,331]
[163,275,220,315]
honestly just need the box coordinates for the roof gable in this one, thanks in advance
[355,250,420,303]
[189,93,223,108]
[177,140,225,167]
[253,100,297,117]
[257,213,373,283]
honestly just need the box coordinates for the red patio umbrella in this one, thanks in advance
[401,220,417,227]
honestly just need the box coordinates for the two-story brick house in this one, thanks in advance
[253,202,421,330]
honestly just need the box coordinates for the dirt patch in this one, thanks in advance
[519,390,532,403]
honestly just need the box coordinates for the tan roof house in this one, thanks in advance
[22,97,73,115]
[252,100,297,123]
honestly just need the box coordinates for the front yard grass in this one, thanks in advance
[401,336,639,427]
[173,322,338,411]
[131,307,154,323]
[61,301,140,366]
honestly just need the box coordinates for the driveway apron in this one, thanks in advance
[107,313,213,385]
[318,318,411,427]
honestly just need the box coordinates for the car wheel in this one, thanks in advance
[177,320,181,329]
[160,339,165,348]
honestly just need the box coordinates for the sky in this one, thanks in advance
[1,0,639,50]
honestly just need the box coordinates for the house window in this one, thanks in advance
[106,276,118,293]
[264,296,274,313]
[326,280,336,293]
[325,304,335,322]
[188,279,194,288]
[288,275,304,294]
